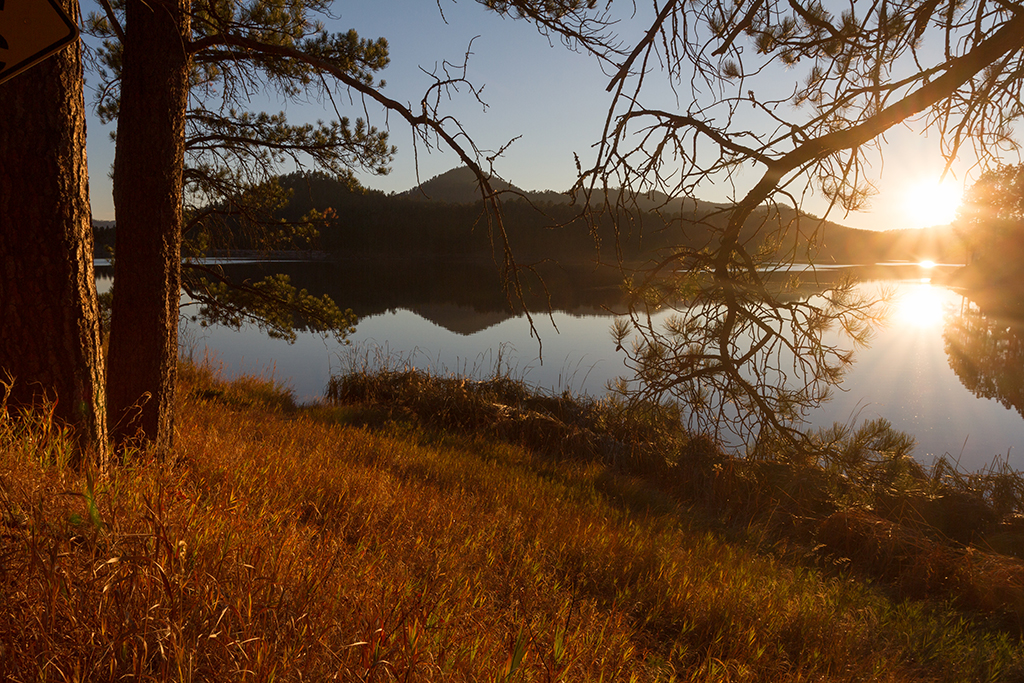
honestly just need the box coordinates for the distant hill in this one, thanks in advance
[401,166,569,205]
[162,168,965,268]
[400,166,735,215]
[397,166,967,264]
[743,203,967,265]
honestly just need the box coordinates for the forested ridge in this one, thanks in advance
[94,167,967,266]
[284,168,968,265]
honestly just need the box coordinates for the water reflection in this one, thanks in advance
[944,300,1024,418]
[161,259,631,334]
[895,283,947,329]
[94,259,1024,470]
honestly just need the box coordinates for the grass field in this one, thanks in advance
[2,362,1023,681]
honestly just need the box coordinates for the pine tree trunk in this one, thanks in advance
[0,1,108,468]
[107,0,191,454]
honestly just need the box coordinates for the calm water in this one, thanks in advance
[97,261,1024,471]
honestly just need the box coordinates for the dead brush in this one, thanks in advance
[179,358,297,413]
[325,368,687,468]
[325,371,1024,566]
[816,509,1024,627]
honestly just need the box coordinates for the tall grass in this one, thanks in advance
[327,367,1024,625]
[1,361,1022,681]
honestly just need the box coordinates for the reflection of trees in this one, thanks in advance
[613,257,882,446]
[490,0,1024,452]
[99,258,635,336]
[944,301,1024,417]
[225,260,630,319]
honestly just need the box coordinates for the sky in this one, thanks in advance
[80,0,983,231]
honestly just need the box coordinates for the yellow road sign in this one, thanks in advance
[0,0,79,86]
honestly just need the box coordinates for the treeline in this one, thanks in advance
[271,170,971,266]
[93,223,116,258]
[93,168,968,266]
[275,171,683,265]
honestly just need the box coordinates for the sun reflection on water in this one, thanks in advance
[895,284,947,328]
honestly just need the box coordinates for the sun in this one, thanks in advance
[904,179,962,228]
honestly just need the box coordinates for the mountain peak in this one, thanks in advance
[402,167,569,205]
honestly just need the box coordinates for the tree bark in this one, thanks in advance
[0,0,108,468]
[107,0,191,454]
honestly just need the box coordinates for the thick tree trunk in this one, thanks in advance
[107,0,191,454]
[0,0,108,468]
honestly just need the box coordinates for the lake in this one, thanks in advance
[97,259,1024,472]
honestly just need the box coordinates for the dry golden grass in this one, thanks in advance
[1,362,1022,681]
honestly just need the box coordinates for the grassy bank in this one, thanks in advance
[2,363,1024,681]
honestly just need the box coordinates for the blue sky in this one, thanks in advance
[81,0,975,231]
